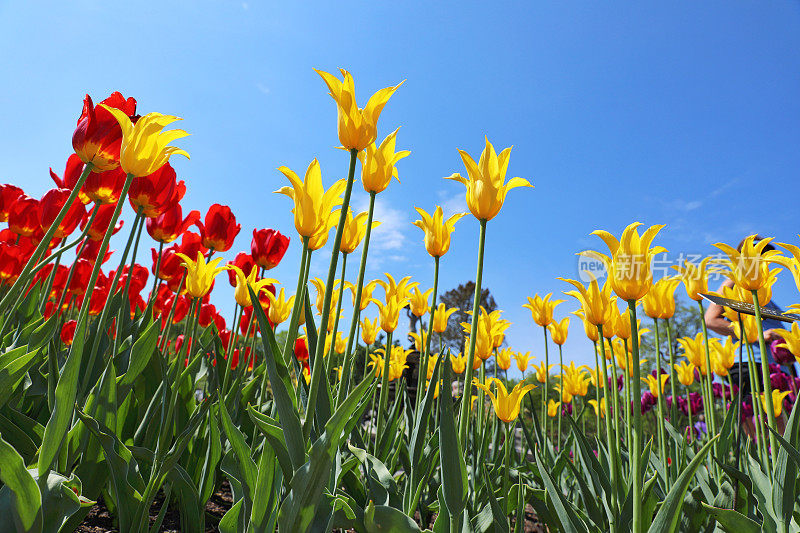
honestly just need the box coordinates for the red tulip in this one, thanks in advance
[0,184,24,222]
[111,264,149,297]
[84,166,127,205]
[68,259,94,296]
[199,303,217,328]
[8,195,42,238]
[77,239,115,264]
[61,320,77,346]
[81,204,125,241]
[85,273,110,315]
[0,243,26,284]
[146,204,201,244]
[32,263,69,297]
[72,92,137,172]
[294,337,309,362]
[218,329,232,351]
[39,188,87,239]
[197,204,241,252]
[128,163,185,218]
[152,244,183,282]
[230,347,254,371]
[50,155,89,204]
[226,252,256,287]
[251,228,290,270]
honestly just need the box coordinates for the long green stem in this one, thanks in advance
[416,255,440,409]
[627,300,643,533]
[325,252,347,373]
[653,318,668,485]
[752,290,778,463]
[557,343,564,448]
[698,301,718,438]
[543,327,550,444]
[283,237,310,365]
[337,191,376,403]
[457,218,487,445]
[304,148,359,439]
[597,326,619,528]
[375,331,394,445]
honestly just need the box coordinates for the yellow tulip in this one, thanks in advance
[487,310,511,349]
[409,330,428,353]
[523,293,565,328]
[432,303,458,333]
[315,68,404,152]
[407,286,433,317]
[426,354,438,381]
[642,374,669,398]
[560,277,613,328]
[672,256,713,302]
[709,336,738,377]
[533,361,553,384]
[310,277,340,314]
[547,399,561,418]
[333,366,343,381]
[677,333,708,375]
[673,360,696,386]
[346,279,379,311]
[570,310,598,344]
[445,137,532,221]
[263,288,294,326]
[496,348,512,371]
[428,379,442,399]
[641,276,681,319]
[340,208,380,254]
[360,316,379,345]
[451,352,467,374]
[561,362,590,397]
[325,331,347,356]
[100,106,189,177]
[583,222,667,301]
[472,377,536,423]
[358,128,410,194]
[460,308,494,360]
[713,235,782,292]
[760,389,791,418]
[513,351,533,373]
[174,251,227,299]
[548,316,569,346]
[589,397,606,418]
[412,206,466,257]
[228,265,278,308]
[372,294,407,334]
[731,314,761,345]
[554,383,573,404]
[773,322,800,363]
[303,365,311,385]
[771,239,800,294]
[275,159,346,245]
[611,338,647,372]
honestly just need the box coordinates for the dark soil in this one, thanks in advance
[79,481,546,532]
[78,481,233,532]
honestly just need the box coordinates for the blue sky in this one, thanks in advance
[1,1,799,375]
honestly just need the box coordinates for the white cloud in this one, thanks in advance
[256,83,270,95]
[354,196,409,269]
[438,190,468,218]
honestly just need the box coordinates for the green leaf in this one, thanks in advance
[251,443,280,533]
[117,318,159,392]
[0,345,40,409]
[347,442,398,506]
[480,463,510,533]
[438,352,467,520]
[701,503,761,533]
[218,498,245,533]
[247,285,305,471]
[247,406,294,483]
[771,398,800,531]
[647,435,718,533]
[0,432,42,533]
[534,447,589,533]
[364,500,422,533]
[278,374,374,532]
[218,399,257,517]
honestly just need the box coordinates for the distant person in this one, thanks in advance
[704,235,790,436]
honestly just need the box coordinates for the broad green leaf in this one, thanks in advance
[247,406,294,483]
[438,352,467,520]
[364,500,422,532]
[534,447,589,533]
[701,503,761,533]
[0,345,40,409]
[0,433,42,533]
[647,435,718,533]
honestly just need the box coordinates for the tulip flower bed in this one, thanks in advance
[2,69,800,533]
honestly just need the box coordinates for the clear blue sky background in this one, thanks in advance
[1,1,799,376]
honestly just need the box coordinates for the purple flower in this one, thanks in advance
[694,420,707,437]
[741,399,754,419]
[561,402,573,416]
[771,340,796,366]
[771,371,791,392]
[640,392,657,414]
[688,392,704,414]
[712,382,723,399]
[676,395,688,416]
[769,363,781,374]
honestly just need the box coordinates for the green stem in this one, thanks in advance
[598,327,619,526]
[557,343,563,448]
[325,252,348,373]
[375,331,394,446]
[752,289,778,463]
[653,318,668,486]
[304,148,359,440]
[416,255,440,410]
[457,218,487,445]
[337,191,376,404]
[627,300,643,533]
[543,326,550,444]
[283,237,310,364]
[698,301,718,438]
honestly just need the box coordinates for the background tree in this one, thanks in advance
[438,281,499,354]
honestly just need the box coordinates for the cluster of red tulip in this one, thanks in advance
[2,91,290,370]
